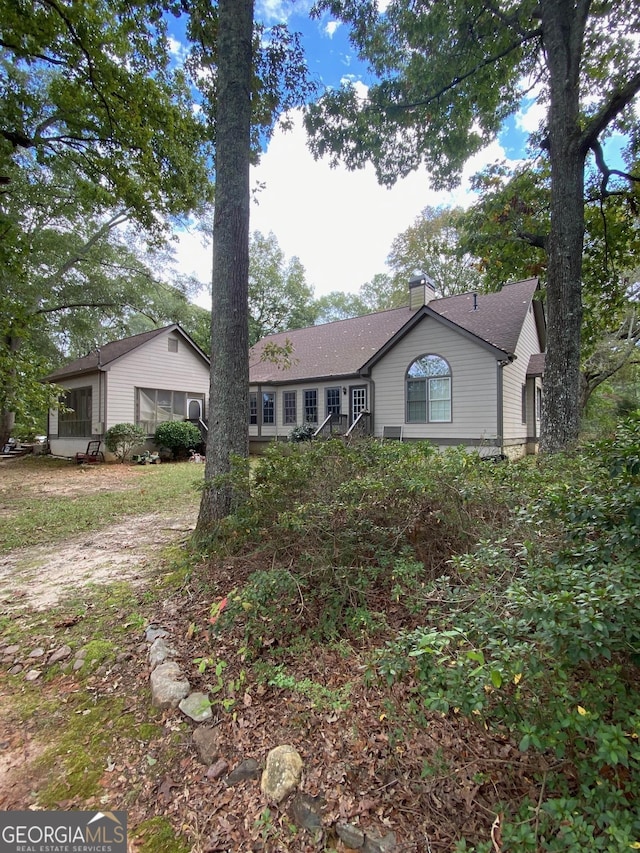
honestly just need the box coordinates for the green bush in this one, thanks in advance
[154,421,202,459]
[288,423,315,442]
[104,423,146,462]
[378,419,640,850]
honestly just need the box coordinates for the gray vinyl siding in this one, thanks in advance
[370,315,498,441]
[502,306,542,441]
[107,332,209,427]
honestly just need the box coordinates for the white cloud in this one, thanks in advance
[256,0,312,24]
[181,111,520,308]
[167,35,188,64]
[515,98,547,135]
[325,21,340,38]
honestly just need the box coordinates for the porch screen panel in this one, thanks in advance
[138,389,156,433]
[59,387,93,437]
[138,388,186,433]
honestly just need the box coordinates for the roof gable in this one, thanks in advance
[250,278,542,384]
[45,325,210,382]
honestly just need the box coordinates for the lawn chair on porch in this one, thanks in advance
[75,440,104,464]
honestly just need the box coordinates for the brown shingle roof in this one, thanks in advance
[249,308,413,383]
[430,278,540,354]
[527,353,546,376]
[250,278,541,384]
[45,324,208,381]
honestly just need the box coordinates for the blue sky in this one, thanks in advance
[169,2,540,305]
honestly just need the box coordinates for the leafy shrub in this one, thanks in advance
[377,421,640,850]
[104,423,146,462]
[154,421,202,459]
[288,423,315,442]
[11,421,43,442]
[200,428,640,846]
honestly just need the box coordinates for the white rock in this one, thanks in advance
[150,661,190,709]
[260,745,303,803]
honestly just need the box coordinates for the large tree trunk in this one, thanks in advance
[0,332,21,448]
[539,0,587,453]
[197,0,254,531]
[0,409,15,450]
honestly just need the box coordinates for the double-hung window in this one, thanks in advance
[249,392,258,425]
[283,391,297,425]
[326,387,341,418]
[304,389,318,424]
[262,391,275,425]
[406,355,451,423]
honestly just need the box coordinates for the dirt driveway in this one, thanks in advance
[0,458,199,610]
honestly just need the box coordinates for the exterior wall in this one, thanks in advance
[106,332,209,429]
[48,373,102,458]
[501,305,542,448]
[249,379,361,441]
[370,315,498,445]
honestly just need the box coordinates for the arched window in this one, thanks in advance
[406,355,451,423]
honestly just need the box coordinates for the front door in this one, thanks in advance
[350,385,367,424]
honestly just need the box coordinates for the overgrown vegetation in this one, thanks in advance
[200,417,640,851]
[2,417,638,850]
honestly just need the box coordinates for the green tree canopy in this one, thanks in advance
[248,231,316,345]
[386,206,483,298]
[0,0,211,233]
[306,0,640,451]
[459,159,640,410]
[313,290,368,324]
[0,0,214,446]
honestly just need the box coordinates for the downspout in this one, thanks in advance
[368,378,375,436]
[101,370,107,439]
[496,361,504,455]
[496,355,515,455]
[96,348,105,441]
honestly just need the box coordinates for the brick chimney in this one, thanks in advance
[409,273,437,309]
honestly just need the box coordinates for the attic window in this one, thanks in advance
[168,337,178,353]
